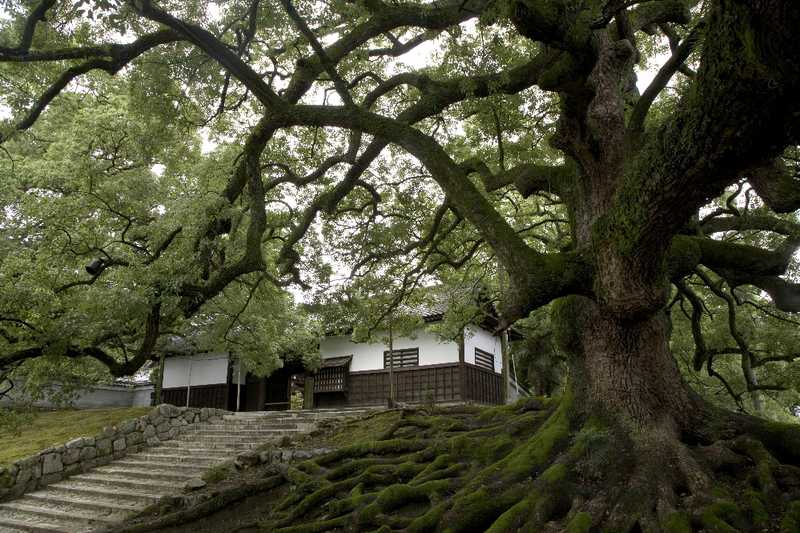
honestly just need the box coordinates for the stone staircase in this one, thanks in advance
[0,408,373,532]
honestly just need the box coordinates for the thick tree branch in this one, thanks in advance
[746,158,800,214]
[0,304,161,377]
[701,215,800,237]
[460,159,571,198]
[604,0,800,272]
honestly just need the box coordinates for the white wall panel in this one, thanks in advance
[162,353,229,387]
[321,329,459,371]
[464,325,503,373]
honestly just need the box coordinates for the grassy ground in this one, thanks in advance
[0,407,151,466]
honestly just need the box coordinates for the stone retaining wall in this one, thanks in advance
[0,404,226,502]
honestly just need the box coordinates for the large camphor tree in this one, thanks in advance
[2,0,800,529]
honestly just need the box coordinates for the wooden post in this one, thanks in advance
[388,319,395,408]
[304,376,314,409]
[154,352,165,405]
[185,358,193,408]
[457,328,466,402]
[500,330,510,404]
[236,358,242,412]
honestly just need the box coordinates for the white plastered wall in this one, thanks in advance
[320,328,459,372]
[162,353,230,387]
[463,325,503,373]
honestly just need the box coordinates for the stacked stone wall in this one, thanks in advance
[0,404,226,501]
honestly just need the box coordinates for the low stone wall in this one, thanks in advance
[0,404,226,502]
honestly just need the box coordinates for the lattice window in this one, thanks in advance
[383,348,419,368]
[474,348,495,372]
[314,356,352,393]
[314,366,348,392]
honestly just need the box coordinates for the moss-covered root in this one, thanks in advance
[119,396,800,533]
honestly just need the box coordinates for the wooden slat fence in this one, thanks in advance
[341,362,500,406]
[162,384,230,410]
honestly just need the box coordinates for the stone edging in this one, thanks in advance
[0,404,227,502]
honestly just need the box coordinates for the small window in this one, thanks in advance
[474,348,495,372]
[384,348,419,368]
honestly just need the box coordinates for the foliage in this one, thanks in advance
[1,0,800,529]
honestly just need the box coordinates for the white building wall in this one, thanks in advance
[162,353,229,388]
[321,328,459,372]
[464,325,503,373]
[132,385,155,407]
[0,381,155,409]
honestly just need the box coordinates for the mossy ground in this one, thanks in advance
[0,406,151,466]
[117,399,800,533]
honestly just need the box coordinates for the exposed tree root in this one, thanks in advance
[125,396,800,533]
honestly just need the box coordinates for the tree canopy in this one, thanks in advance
[2,0,800,529]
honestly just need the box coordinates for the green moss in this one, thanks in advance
[502,387,573,479]
[407,501,448,533]
[307,410,402,450]
[780,501,800,532]
[376,480,452,512]
[444,485,527,533]
[565,511,592,533]
[569,418,610,457]
[465,432,516,464]
[325,457,404,481]
[322,493,371,518]
[396,461,424,481]
[744,490,768,526]
[484,493,534,533]
[412,463,463,485]
[540,463,568,483]
[269,515,348,533]
[202,463,235,484]
[355,501,381,527]
[315,438,427,466]
[413,453,454,482]
[700,500,747,533]
[376,484,426,511]
[477,402,518,422]
[661,511,692,533]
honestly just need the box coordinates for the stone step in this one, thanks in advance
[69,473,183,492]
[0,524,28,533]
[0,516,68,533]
[158,441,259,451]
[22,491,140,515]
[186,425,303,432]
[0,501,116,527]
[111,459,208,475]
[177,432,272,440]
[128,451,226,465]
[223,411,370,420]
[44,482,162,505]
[193,423,313,431]
[175,431,302,442]
[92,465,197,483]
[173,436,284,445]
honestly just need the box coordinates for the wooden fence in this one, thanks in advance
[337,362,501,406]
[162,384,232,410]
